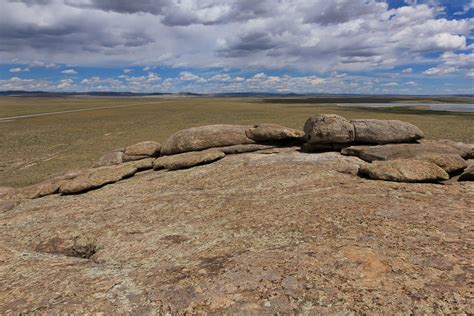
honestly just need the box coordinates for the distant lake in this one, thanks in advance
[335,103,474,113]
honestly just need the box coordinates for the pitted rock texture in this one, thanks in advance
[0,151,472,314]
[351,119,424,144]
[161,124,255,155]
[153,150,225,170]
[359,159,449,183]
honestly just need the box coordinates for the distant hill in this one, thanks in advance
[0,90,472,103]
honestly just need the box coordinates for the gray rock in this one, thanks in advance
[303,114,355,144]
[458,165,474,181]
[125,141,161,157]
[95,151,124,167]
[341,142,466,162]
[359,159,449,183]
[59,165,137,194]
[213,144,276,155]
[245,124,304,142]
[153,150,225,170]
[352,119,424,144]
[161,125,255,155]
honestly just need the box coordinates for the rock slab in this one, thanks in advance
[59,165,137,194]
[359,159,449,183]
[304,114,355,144]
[352,119,424,144]
[153,150,225,170]
[342,142,466,162]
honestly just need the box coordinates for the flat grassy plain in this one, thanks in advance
[1,96,473,187]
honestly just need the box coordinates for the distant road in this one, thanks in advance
[0,101,165,122]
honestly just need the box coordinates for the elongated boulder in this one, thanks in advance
[342,142,466,162]
[125,141,161,157]
[359,159,449,183]
[161,125,254,155]
[245,124,304,142]
[59,165,137,194]
[304,114,355,144]
[458,164,474,181]
[352,119,424,144]
[412,153,467,174]
[153,150,225,170]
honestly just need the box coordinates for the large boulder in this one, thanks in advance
[59,165,137,194]
[161,125,255,155]
[124,141,161,157]
[342,142,466,162]
[245,124,304,142]
[351,119,424,144]
[303,114,355,144]
[153,150,225,170]
[359,159,449,183]
[458,164,474,181]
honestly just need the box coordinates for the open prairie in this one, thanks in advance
[1,96,473,187]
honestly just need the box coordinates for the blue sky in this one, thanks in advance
[1,0,473,94]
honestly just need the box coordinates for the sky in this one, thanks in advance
[0,0,473,94]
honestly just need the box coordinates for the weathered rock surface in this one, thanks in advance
[153,150,225,170]
[359,159,449,182]
[304,114,355,144]
[1,151,472,314]
[95,151,124,167]
[161,125,254,155]
[458,164,474,181]
[351,119,424,144]
[213,144,276,155]
[342,142,466,162]
[124,141,161,157]
[59,165,137,194]
[245,124,304,142]
[412,153,467,174]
